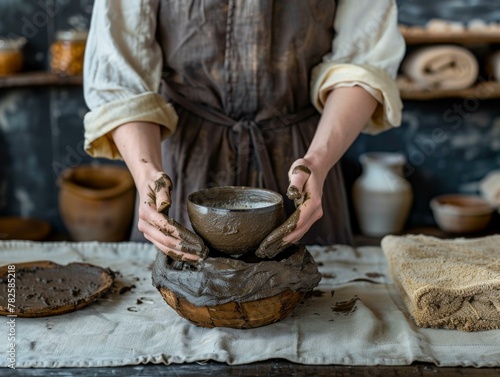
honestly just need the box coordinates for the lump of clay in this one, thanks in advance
[152,244,321,307]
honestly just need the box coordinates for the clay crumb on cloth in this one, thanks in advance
[365,272,385,278]
[136,297,155,305]
[332,296,359,315]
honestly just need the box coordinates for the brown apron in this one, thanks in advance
[132,0,353,246]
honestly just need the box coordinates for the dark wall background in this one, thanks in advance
[0,0,110,234]
[397,0,500,25]
[0,0,499,235]
[342,0,500,230]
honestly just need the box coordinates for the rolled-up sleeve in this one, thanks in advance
[311,0,405,134]
[83,0,178,159]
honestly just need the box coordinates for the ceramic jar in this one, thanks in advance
[58,164,136,242]
[352,152,413,237]
[0,37,26,76]
[50,30,87,76]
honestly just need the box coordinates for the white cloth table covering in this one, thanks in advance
[0,241,498,368]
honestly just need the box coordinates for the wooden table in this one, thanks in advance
[4,231,499,376]
[4,360,500,376]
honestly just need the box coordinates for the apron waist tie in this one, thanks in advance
[163,85,317,192]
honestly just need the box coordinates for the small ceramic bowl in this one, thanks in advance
[430,194,494,234]
[187,186,284,254]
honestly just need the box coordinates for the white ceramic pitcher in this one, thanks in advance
[352,152,413,237]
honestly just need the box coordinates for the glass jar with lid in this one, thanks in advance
[0,37,26,76]
[50,30,88,76]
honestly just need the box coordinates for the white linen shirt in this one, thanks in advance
[83,0,405,160]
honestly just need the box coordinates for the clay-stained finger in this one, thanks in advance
[143,233,200,263]
[150,218,208,260]
[166,217,209,259]
[139,218,179,250]
[146,185,169,215]
[287,185,309,208]
[255,209,301,258]
[291,165,312,176]
[288,165,311,208]
[146,216,208,259]
[153,173,173,214]
[286,185,302,200]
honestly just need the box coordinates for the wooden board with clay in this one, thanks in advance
[0,260,114,318]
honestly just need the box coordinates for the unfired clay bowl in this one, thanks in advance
[430,194,494,234]
[187,186,284,254]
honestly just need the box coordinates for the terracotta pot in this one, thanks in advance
[352,152,413,237]
[58,164,136,242]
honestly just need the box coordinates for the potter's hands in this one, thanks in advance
[256,159,324,258]
[138,172,209,262]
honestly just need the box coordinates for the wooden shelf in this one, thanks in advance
[0,71,82,88]
[398,80,500,100]
[399,26,500,45]
[398,25,500,99]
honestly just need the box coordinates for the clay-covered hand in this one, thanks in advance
[138,172,209,262]
[255,160,324,258]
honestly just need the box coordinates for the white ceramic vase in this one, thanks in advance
[352,152,413,237]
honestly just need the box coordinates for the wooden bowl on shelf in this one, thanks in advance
[0,216,51,241]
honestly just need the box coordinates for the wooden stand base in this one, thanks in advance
[159,287,305,329]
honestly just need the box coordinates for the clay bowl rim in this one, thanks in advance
[187,186,284,214]
[430,194,494,217]
[58,164,135,200]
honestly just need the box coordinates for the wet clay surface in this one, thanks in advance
[146,173,172,214]
[0,261,114,317]
[152,244,321,307]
